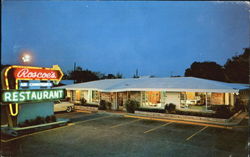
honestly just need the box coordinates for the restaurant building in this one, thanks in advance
[57,77,248,112]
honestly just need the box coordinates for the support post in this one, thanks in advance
[116,92,118,110]
[205,92,208,111]
[5,106,14,127]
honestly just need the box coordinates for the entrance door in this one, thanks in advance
[165,92,180,109]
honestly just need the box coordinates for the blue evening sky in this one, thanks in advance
[2,1,249,77]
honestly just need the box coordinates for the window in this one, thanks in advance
[92,91,100,103]
[142,91,161,106]
[75,90,81,101]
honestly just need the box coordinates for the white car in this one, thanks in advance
[54,100,74,112]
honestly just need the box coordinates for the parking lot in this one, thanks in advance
[0,112,249,157]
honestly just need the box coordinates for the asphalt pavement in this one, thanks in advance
[0,111,248,157]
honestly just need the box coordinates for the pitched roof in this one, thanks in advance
[55,77,248,93]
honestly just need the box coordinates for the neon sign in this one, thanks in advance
[14,67,62,81]
[1,65,64,118]
[15,68,57,80]
[19,82,53,88]
[2,89,65,103]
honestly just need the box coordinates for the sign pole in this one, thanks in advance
[6,106,14,127]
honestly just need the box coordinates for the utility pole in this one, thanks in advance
[74,62,76,83]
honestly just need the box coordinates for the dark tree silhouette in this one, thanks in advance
[185,48,249,83]
[224,48,249,83]
[68,66,99,83]
[185,62,226,82]
[67,66,123,83]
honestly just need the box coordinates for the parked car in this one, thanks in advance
[54,100,74,112]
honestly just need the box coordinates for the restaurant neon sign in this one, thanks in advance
[1,65,64,117]
[2,89,65,103]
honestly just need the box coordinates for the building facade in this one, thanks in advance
[57,77,247,112]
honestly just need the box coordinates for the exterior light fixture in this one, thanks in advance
[22,54,31,63]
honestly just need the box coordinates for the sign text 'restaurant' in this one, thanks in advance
[2,89,65,103]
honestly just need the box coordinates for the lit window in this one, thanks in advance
[92,91,100,103]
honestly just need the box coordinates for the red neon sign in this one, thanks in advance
[13,67,62,80]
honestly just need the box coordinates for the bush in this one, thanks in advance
[80,104,99,107]
[136,108,165,113]
[175,110,214,118]
[165,103,176,113]
[65,97,71,101]
[80,98,87,105]
[51,115,57,122]
[98,100,112,110]
[125,100,140,113]
[45,115,57,123]
[233,101,245,112]
[18,115,56,127]
[106,102,112,110]
[35,116,45,124]
[211,105,233,119]
[45,116,52,123]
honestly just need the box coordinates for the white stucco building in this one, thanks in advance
[57,77,249,111]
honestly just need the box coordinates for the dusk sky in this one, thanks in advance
[2,1,249,78]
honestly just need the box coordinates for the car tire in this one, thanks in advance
[66,106,72,112]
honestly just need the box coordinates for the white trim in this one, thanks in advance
[63,87,238,93]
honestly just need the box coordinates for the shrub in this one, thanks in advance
[165,103,176,114]
[233,101,245,112]
[35,116,45,124]
[175,110,214,118]
[98,100,112,110]
[136,108,165,113]
[99,100,107,110]
[65,97,71,101]
[51,115,57,122]
[18,115,57,127]
[211,105,233,119]
[80,98,87,105]
[81,104,99,107]
[125,99,140,113]
[106,102,112,110]
[45,116,52,123]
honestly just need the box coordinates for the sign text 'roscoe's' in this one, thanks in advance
[14,68,58,80]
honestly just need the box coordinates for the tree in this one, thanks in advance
[68,66,99,83]
[66,66,123,83]
[115,72,123,79]
[224,48,249,83]
[184,48,249,83]
[185,61,226,82]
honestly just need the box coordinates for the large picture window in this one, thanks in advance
[142,91,161,106]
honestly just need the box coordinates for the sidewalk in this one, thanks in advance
[1,118,69,137]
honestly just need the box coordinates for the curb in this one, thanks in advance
[1,118,69,137]
[98,110,127,116]
[75,109,94,114]
[124,114,232,129]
